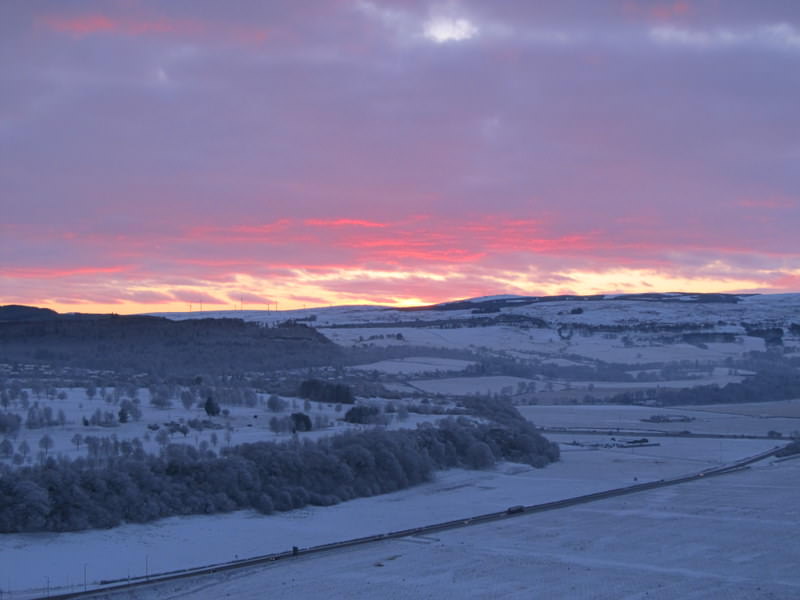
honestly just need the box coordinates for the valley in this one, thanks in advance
[1,293,799,598]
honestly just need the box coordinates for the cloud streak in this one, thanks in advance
[36,12,269,45]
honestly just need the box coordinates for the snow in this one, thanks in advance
[2,397,786,598]
[348,357,475,375]
[6,293,800,597]
[148,293,800,331]
[1,428,779,598]
[520,404,800,438]
[0,388,436,470]
[408,375,534,396]
[677,399,800,419]
[97,457,800,599]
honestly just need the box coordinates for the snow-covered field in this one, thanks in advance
[124,459,800,600]
[520,404,800,438]
[553,336,766,365]
[328,325,768,367]
[1,424,779,598]
[409,375,534,396]
[0,388,436,467]
[5,293,800,597]
[682,399,800,419]
[348,356,475,375]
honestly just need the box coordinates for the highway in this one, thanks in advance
[32,444,782,600]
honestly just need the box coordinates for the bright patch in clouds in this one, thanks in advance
[423,17,478,43]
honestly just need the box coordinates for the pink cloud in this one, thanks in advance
[3,266,131,279]
[737,197,797,210]
[36,13,268,45]
[304,218,389,228]
[622,1,691,22]
[770,273,800,290]
[37,14,204,37]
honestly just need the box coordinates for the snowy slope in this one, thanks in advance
[148,293,800,329]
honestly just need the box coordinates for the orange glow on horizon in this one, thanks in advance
[7,265,792,317]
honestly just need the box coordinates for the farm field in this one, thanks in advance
[680,399,800,419]
[520,404,800,438]
[408,375,534,396]
[348,356,475,375]
[1,424,779,598]
[111,458,800,600]
[324,325,768,365]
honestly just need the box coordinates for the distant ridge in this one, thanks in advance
[0,311,338,374]
[0,304,60,321]
[0,304,116,322]
[398,292,749,313]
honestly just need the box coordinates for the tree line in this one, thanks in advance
[0,417,558,533]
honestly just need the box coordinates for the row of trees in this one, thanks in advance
[610,367,800,406]
[297,379,354,404]
[0,315,342,375]
[0,416,559,533]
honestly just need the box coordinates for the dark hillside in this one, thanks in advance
[0,305,60,321]
[0,315,339,375]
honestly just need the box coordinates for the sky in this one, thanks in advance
[1,0,799,313]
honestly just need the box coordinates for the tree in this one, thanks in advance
[118,407,129,423]
[18,440,30,457]
[267,395,286,413]
[150,389,172,409]
[298,379,354,404]
[0,439,13,458]
[180,390,194,411]
[269,416,283,434]
[290,412,312,432]
[71,433,83,450]
[155,429,170,448]
[344,405,380,424]
[204,397,221,417]
[0,412,22,435]
[38,434,54,456]
[397,404,409,421]
[120,399,141,421]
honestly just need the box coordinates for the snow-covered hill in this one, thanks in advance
[150,294,800,327]
[148,293,800,330]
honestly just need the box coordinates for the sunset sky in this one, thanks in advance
[2,1,799,313]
